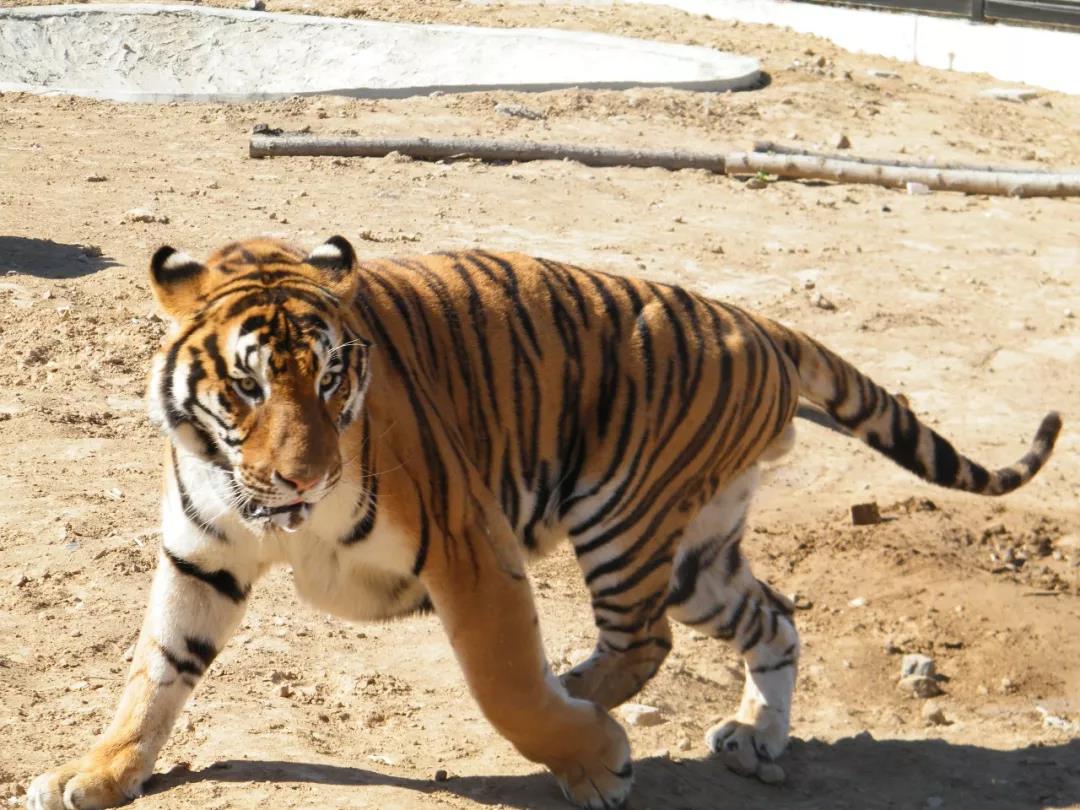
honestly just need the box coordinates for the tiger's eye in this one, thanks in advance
[320,371,337,389]
[236,377,259,395]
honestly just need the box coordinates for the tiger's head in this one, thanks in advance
[147,236,370,532]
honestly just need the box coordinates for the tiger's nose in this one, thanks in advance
[274,472,323,494]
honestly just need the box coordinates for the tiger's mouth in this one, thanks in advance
[241,501,312,532]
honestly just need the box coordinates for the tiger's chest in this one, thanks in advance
[259,483,427,622]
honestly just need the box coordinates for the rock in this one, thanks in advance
[898,675,941,698]
[123,644,135,662]
[247,0,266,9]
[980,87,1038,102]
[758,762,785,784]
[85,174,107,182]
[619,703,664,727]
[122,207,169,224]
[848,596,867,609]
[902,654,936,679]
[851,502,881,525]
[906,182,931,196]
[883,637,902,655]
[434,769,449,782]
[11,572,28,588]
[867,68,900,79]
[276,683,293,698]
[676,736,692,751]
[921,701,948,726]
[999,677,1016,694]
[833,133,851,149]
[812,291,837,311]
[494,102,546,121]
[745,176,768,190]
[790,592,813,610]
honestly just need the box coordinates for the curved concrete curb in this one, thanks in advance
[0,4,761,102]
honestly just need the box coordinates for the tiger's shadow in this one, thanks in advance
[149,734,1080,809]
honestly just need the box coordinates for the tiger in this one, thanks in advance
[27,236,1060,810]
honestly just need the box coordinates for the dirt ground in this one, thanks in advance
[1,1,1079,808]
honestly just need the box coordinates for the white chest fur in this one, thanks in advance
[168,453,426,623]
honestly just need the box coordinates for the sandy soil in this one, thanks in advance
[1,2,1079,808]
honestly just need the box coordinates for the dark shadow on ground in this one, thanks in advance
[0,236,118,279]
[147,734,1080,809]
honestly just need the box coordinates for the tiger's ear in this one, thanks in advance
[304,235,358,297]
[149,245,208,320]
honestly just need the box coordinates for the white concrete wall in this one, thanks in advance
[473,0,1080,94]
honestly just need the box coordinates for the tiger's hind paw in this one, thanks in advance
[705,715,789,785]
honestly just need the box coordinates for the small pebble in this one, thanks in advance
[619,703,665,727]
[901,654,936,679]
[85,174,107,182]
[851,502,881,525]
[812,291,837,311]
[848,596,867,609]
[745,176,768,190]
[247,0,266,9]
[434,769,449,782]
[898,675,942,698]
[980,87,1038,102]
[922,701,948,726]
[833,133,851,149]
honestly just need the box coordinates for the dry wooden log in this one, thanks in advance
[752,139,1061,174]
[250,132,727,172]
[726,151,1080,198]
[248,130,1080,197]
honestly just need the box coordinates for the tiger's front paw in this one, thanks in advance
[550,711,634,809]
[27,751,145,810]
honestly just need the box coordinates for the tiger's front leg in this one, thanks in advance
[27,536,252,810]
[421,510,633,809]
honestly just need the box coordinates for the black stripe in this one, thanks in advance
[158,643,204,678]
[185,637,218,668]
[164,547,249,603]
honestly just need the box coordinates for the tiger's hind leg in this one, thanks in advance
[559,520,679,710]
[666,465,800,784]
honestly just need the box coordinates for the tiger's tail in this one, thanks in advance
[760,319,1061,496]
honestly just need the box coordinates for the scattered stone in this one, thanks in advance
[276,682,293,698]
[81,244,103,258]
[494,102,546,120]
[122,207,169,224]
[833,133,851,149]
[813,55,827,68]
[898,675,942,698]
[867,68,900,79]
[85,174,107,182]
[848,596,867,609]
[851,502,881,525]
[433,769,449,782]
[676,736,692,751]
[745,176,768,190]
[12,572,29,588]
[902,654,936,679]
[790,592,813,610]
[883,637,902,655]
[812,291,837,311]
[922,701,948,726]
[619,703,664,727]
[980,87,1038,103]
[906,181,931,196]
[999,677,1016,694]
[247,0,266,9]
[758,762,785,784]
